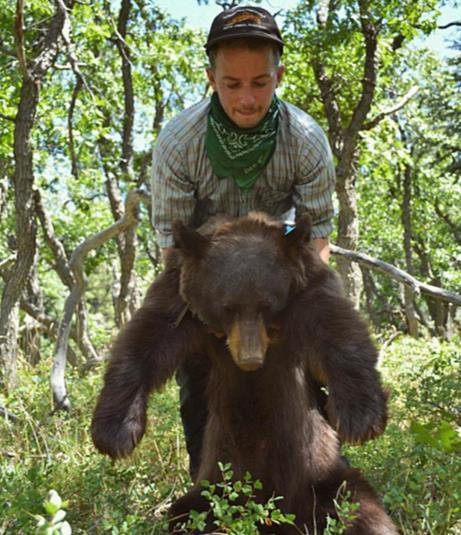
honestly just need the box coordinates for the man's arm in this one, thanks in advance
[151,129,196,250]
[313,237,330,264]
[161,247,174,264]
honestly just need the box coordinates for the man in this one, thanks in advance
[151,6,335,478]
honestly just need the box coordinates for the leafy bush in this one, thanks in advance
[179,462,295,534]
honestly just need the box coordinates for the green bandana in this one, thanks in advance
[205,92,279,191]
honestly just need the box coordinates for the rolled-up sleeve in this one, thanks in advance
[151,129,196,248]
[294,125,336,239]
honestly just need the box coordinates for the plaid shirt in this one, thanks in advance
[151,97,335,248]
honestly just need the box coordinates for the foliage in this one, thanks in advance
[357,50,460,330]
[0,335,459,533]
[324,485,360,535]
[181,462,296,533]
[35,490,72,535]
[0,1,459,531]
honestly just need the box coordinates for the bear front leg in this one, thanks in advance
[91,306,203,459]
[293,288,388,444]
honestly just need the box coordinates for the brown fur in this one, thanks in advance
[91,212,398,534]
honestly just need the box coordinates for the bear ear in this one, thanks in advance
[172,220,209,259]
[284,213,311,251]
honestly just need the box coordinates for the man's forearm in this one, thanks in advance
[161,248,174,263]
[313,237,330,264]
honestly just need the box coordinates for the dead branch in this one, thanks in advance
[330,244,461,306]
[51,189,149,409]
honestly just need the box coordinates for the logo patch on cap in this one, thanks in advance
[226,12,263,27]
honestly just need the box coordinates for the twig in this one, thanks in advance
[0,406,20,423]
[438,21,461,29]
[362,86,419,130]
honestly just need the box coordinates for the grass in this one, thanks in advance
[0,334,460,534]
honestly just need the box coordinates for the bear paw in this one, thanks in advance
[91,392,147,458]
[326,390,389,444]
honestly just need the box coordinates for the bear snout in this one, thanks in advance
[226,315,269,371]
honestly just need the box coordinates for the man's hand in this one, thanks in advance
[161,248,174,263]
[313,237,330,264]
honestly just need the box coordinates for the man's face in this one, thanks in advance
[206,45,284,129]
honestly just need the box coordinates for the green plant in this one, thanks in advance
[181,462,296,534]
[323,483,360,535]
[34,490,72,535]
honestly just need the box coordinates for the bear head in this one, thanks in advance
[172,212,313,372]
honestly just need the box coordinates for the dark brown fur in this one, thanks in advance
[91,213,397,534]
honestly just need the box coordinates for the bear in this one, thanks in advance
[91,212,398,534]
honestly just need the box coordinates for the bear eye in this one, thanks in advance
[222,304,235,315]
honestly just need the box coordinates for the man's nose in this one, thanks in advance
[239,91,257,109]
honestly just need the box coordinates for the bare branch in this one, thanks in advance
[331,244,461,306]
[51,189,150,409]
[362,86,419,130]
[438,21,461,29]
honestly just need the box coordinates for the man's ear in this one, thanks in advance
[206,67,217,91]
[172,220,209,259]
[276,64,285,87]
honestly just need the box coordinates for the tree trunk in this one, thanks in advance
[0,78,39,390]
[401,162,419,336]
[335,168,362,307]
[0,0,72,390]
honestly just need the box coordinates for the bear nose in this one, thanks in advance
[227,314,269,372]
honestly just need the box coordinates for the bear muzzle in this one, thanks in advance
[227,315,269,371]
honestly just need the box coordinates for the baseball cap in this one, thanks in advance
[205,6,284,54]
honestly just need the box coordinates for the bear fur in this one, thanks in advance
[91,212,398,534]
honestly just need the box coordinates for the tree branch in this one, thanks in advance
[56,0,94,97]
[68,77,83,180]
[310,59,342,157]
[438,21,461,29]
[15,0,29,79]
[51,189,150,409]
[34,189,74,288]
[0,255,17,272]
[331,244,461,306]
[116,0,135,179]
[362,86,419,130]
[0,113,15,122]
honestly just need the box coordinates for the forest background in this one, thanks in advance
[0,0,460,533]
